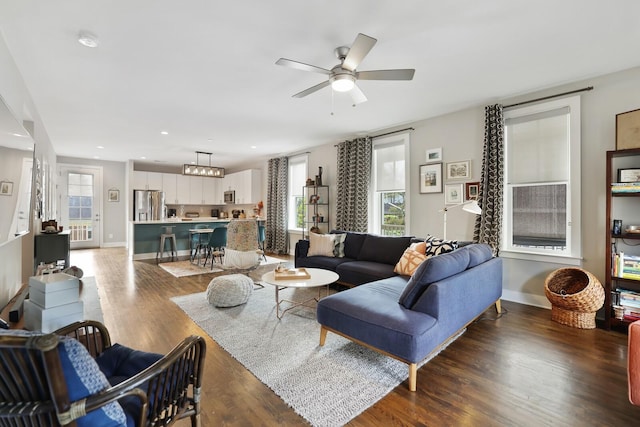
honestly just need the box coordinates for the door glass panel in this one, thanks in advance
[67,172,93,242]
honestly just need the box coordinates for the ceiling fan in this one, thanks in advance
[276,33,415,104]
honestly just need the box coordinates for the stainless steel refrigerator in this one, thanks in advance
[133,190,166,221]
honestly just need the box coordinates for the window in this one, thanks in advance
[503,96,581,259]
[371,133,410,236]
[288,155,307,230]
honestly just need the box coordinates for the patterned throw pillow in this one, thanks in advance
[332,233,347,257]
[394,242,428,276]
[425,236,458,257]
[308,232,336,257]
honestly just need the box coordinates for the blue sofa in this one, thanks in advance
[317,243,502,391]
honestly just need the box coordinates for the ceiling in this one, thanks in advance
[1,1,640,171]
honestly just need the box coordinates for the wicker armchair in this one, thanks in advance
[0,320,206,427]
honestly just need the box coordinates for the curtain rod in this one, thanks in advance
[503,86,593,109]
[371,127,414,139]
[334,127,415,146]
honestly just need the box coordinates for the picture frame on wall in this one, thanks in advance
[445,183,464,204]
[425,147,442,163]
[108,189,120,202]
[445,160,471,180]
[616,108,640,150]
[465,181,480,200]
[419,163,443,194]
[0,181,13,196]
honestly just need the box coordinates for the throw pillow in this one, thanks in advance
[394,242,428,276]
[223,248,260,269]
[332,233,347,257]
[425,236,458,257]
[308,232,336,257]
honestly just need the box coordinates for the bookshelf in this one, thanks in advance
[302,185,329,239]
[605,148,640,329]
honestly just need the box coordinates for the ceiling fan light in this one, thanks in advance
[331,75,355,92]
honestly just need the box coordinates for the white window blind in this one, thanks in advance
[374,142,405,192]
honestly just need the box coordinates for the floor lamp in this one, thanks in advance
[440,200,482,240]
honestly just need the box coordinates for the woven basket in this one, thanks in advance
[544,267,604,329]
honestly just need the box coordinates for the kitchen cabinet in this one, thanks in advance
[228,169,261,204]
[162,173,178,204]
[132,171,163,190]
[189,176,204,204]
[175,175,190,204]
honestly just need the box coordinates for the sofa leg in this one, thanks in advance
[495,299,502,314]
[319,326,328,346]
[408,363,417,391]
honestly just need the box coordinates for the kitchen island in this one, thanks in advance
[129,217,264,260]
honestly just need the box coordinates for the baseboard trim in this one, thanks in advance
[502,289,551,309]
[102,241,126,248]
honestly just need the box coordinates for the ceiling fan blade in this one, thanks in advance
[276,58,331,75]
[356,69,415,81]
[342,33,377,72]
[350,84,367,105]
[292,80,331,98]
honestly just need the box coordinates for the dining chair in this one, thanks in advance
[205,226,227,268]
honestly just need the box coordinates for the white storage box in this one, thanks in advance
[29,273,79,293]
[28,273,79,309]
[29,286,79,309]
[24,299,83,333]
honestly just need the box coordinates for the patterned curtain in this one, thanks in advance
[336,137,372,232]
[266,157,289,254]
[474,104,504,255]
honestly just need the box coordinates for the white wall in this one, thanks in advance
[0,33,56,307]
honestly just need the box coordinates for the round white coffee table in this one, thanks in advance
[261,267,339,319]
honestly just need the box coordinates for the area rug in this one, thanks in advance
[159,255,283,278]
[79,276,104,323]
[171,287,463,426]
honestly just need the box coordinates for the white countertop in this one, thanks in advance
[132,217,265,224]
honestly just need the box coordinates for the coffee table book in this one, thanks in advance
[274,268,311,280]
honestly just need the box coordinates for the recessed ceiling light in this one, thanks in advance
[251,145,257,149]
[78,31,99,48]
[93,156,100,159]
[160,131,169,135]
[140,156,146,160]
[96,145,104,149]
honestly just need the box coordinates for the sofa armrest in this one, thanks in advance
[411,257,502,333]
[294,239,310,267]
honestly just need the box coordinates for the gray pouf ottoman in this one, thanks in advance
[206,274,253,307]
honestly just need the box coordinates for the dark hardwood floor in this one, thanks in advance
[71,247,640,426]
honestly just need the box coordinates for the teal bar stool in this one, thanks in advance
[156,226,177,262]
[257,224,266,261]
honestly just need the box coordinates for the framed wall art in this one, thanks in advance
[465,181,480,200]
[108,189,120,202]
[616,108,640,150]
[419,163,442,194]
[0,181,13,196]
[445,160,471,180]
[425,147,442,163]
[445,183,464,204]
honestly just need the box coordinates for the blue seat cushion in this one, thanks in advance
[317,278,439,363]
[96,343,163,425]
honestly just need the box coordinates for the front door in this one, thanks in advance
[58,165,102,249]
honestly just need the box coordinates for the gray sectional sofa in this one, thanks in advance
[316,242,502,391]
